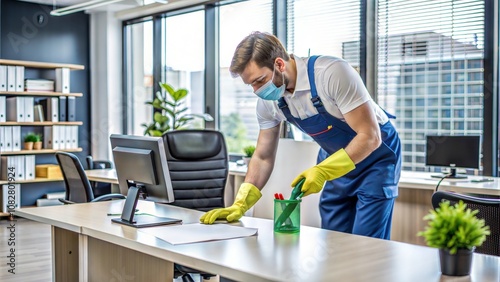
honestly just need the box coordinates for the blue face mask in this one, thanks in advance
[254,68,285,101]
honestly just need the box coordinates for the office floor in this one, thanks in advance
[0,217,52,282]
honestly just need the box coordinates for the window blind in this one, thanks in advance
[377,0,485,171]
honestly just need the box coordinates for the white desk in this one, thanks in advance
[85,168,500,246]
[15,200,500,282]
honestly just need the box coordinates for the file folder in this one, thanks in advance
[11,126,21,152]
[24,97,34,122]
[15,155,25,180]
[67,96,76,121]
[6,97,24,122]
[7,66,15,92]
[59,96,67,121]
[3,126,12,152]
[55,67,70,93]
[0,96,5,122]
[0,65,6,91]
[0,127,4,152]
[15,66,24,92]
[25,155,36,180]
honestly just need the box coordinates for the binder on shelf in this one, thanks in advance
[40,97,58,122]
[6,66,15,92]
[0,96,5,122]
[71,126,78,149]
[44,126,62,149]
[65,126,73,149]
[15,155,25,180]
[11,126,21,152]
[25,155,36,180]
[15,66,24,92]
[1,184,21,213]
[55,67,70,93]
[1,156,15,180]
[0,65,6,91]
[59,96,67,121]
[3,126,12,152]
[6,97,25,122]
[57,126,66,150]
[67,96,76,121]
[23,97,34,122]
[0,127,4,152]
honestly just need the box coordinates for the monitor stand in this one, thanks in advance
[111,184,182,228]
[431,168,468,179]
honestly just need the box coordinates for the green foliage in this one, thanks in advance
[220,113,253,153]
[418,200,490,254]
[142,82,202,136]
[243,145,256,157]
[24,133,41,143]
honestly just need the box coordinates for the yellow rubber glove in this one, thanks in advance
[200,183,262,224]
[291,148,355,197]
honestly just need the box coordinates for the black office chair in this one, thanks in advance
[162,129,229,282]
[431,191,500,256]
[56,152,125,204]
[86,155,114,197]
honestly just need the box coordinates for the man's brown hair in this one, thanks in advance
[229,31,290,77]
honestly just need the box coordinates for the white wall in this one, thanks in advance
[90,11,123,161]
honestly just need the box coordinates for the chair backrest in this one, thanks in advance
[56,152,95,203]
[162,130,228,212]
[431,191,500,256]
[86,156,113,169]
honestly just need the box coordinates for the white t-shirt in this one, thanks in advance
[256,55,389,130]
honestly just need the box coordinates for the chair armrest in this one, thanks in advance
[59,198,76,205]
[92,194,126,202]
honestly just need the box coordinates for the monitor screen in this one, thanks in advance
[425,135,481,170]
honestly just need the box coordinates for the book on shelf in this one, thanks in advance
[24,79,54,92]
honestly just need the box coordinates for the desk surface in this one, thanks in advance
[87,167,500,196]
[15,200,500,282]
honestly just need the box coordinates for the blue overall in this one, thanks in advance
[277,56,401,239]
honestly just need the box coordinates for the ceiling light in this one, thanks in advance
[50,0,168,16]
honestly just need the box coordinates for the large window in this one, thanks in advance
[162,11,206,129]
[286,0,361,140]
[287,0,361,63]
[124,20,153,136]
[219,0,273,153]
[377,0,485,172]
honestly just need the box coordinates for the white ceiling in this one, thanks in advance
[17,0,91,5]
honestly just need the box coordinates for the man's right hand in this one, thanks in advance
[200,183,262,224]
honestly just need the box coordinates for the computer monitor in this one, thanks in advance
[110,134,181,228]
[425,135,481,179]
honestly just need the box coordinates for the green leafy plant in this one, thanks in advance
[243,145,256,158]
[418,200,490,254]
[142,82,203,136]
[24,133,41,143]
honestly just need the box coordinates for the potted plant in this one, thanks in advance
[142,82,207,136]
[242,145,256,166]
[418,200,490,276]
[24,133,41,150]
[33,134,43,150]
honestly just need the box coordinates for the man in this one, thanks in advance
[201,31,401,239]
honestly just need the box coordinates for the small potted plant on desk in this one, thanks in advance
[242,145,255,166]
[418,200,490,276]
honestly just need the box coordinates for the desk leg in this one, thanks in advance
[87,237,173,281]
[52,226,80,282]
